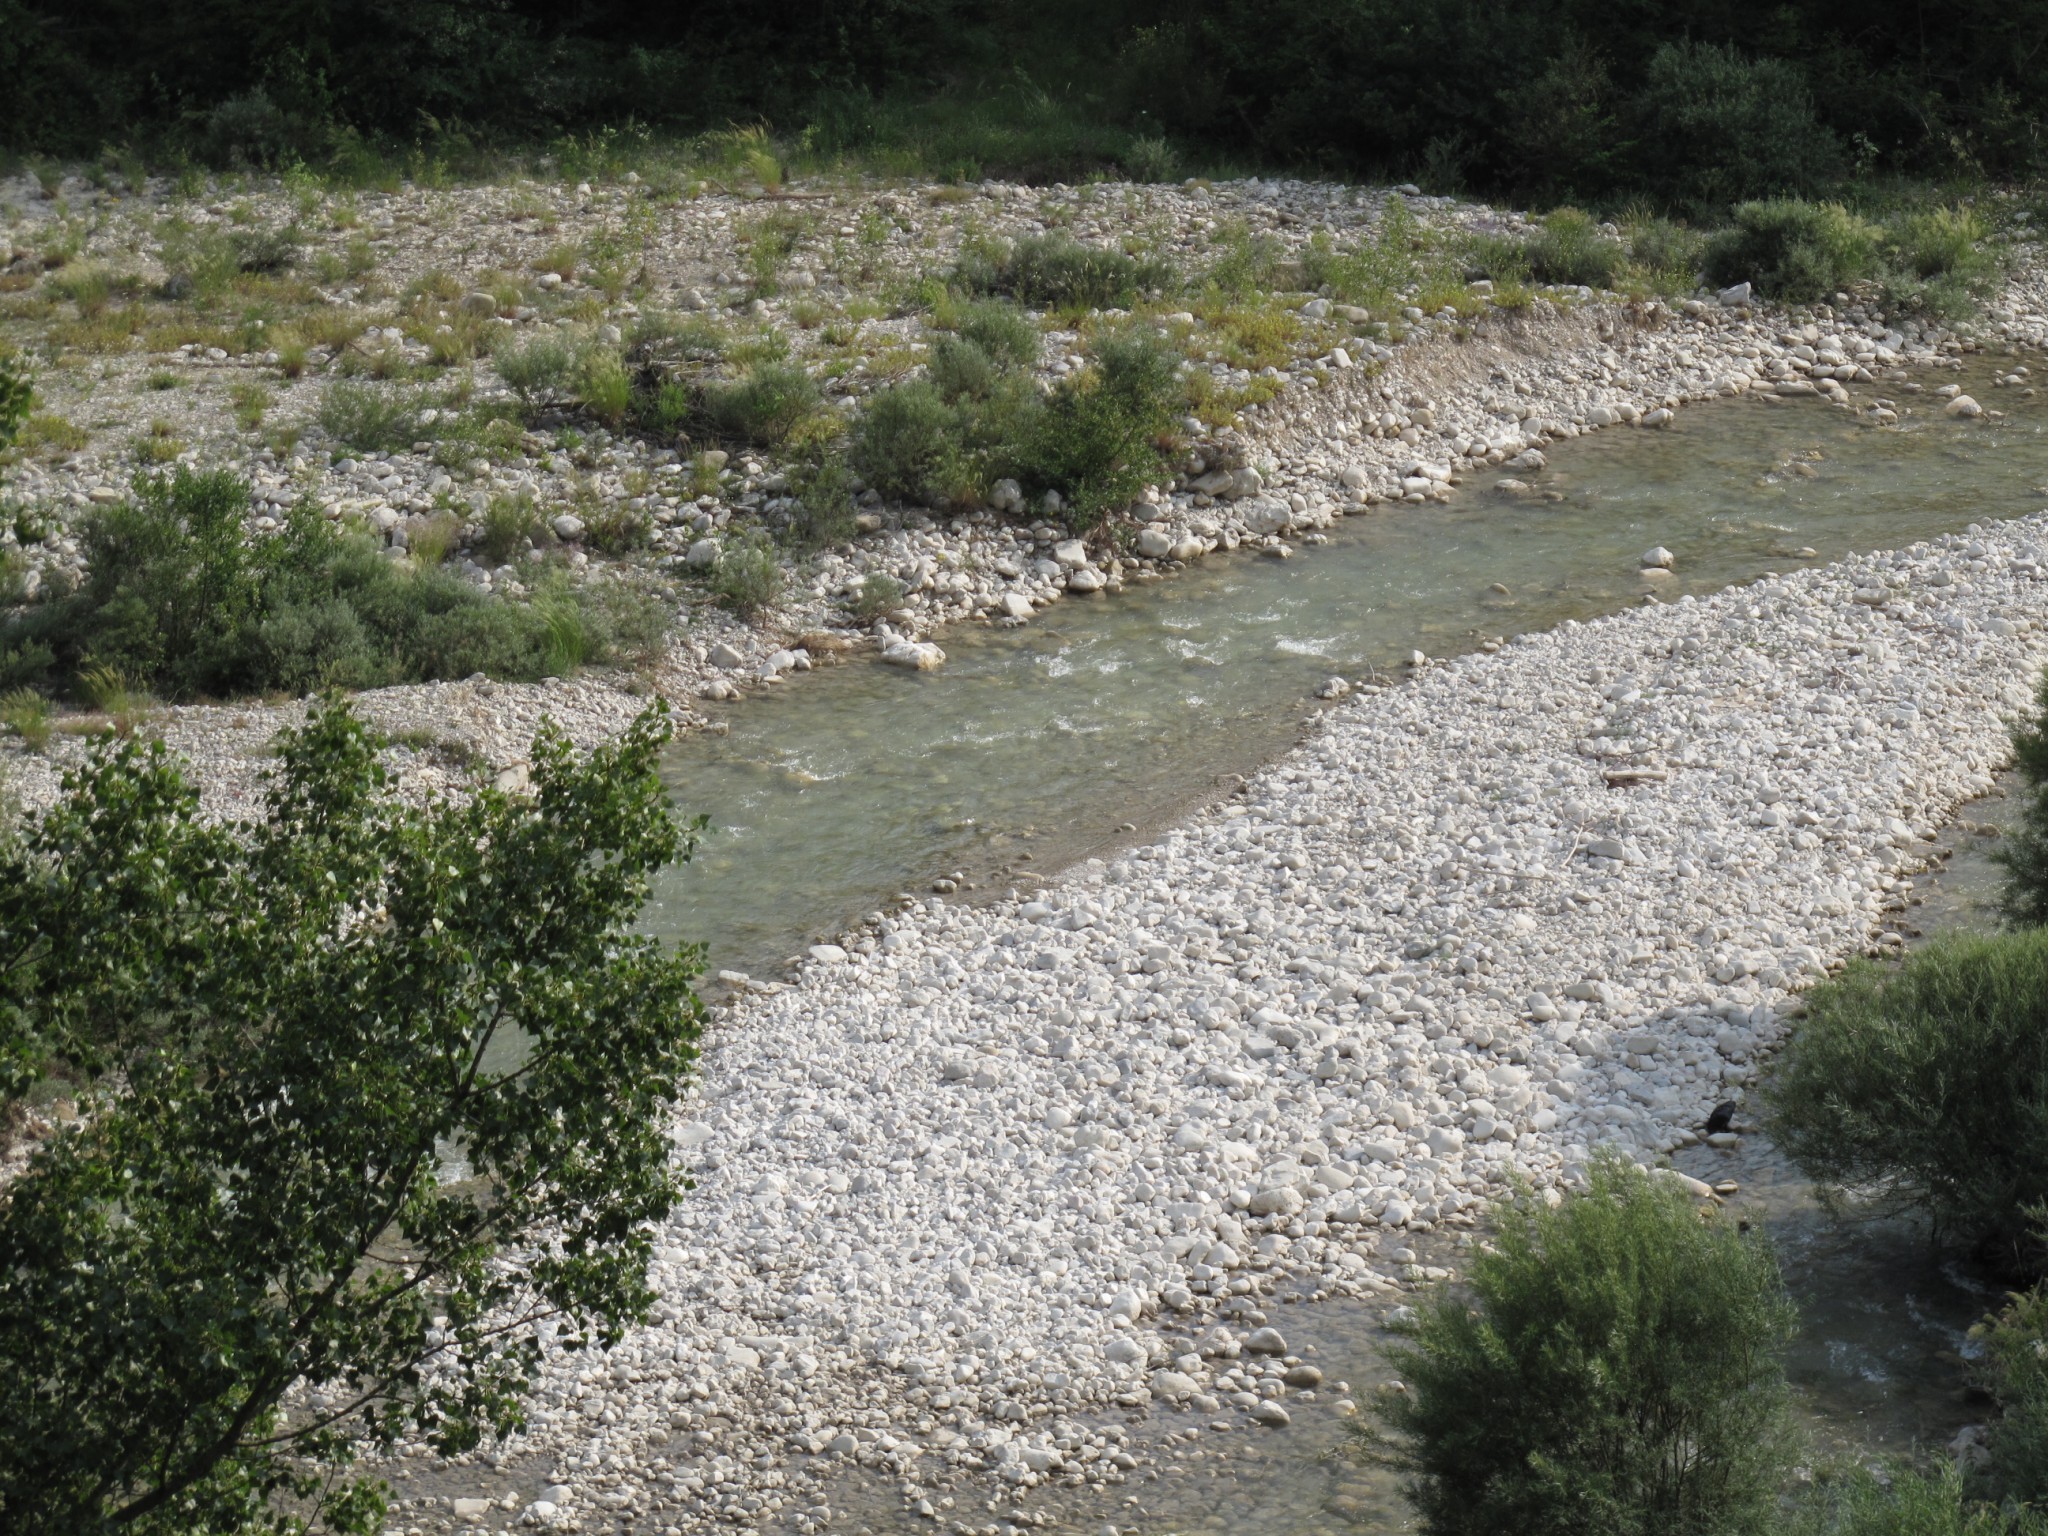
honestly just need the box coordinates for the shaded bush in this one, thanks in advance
[1524,208,1625,288]
[1766,929,2048,1272]
[1367,1151,1798,1536]
[957,234,1175,310]
[0,469,656,700]
[1628,42,1843,213]
[0,351,30,454]
[953,300,1041,369]
[1999,667,2048,927]
[1705,201,1880,303]
[1002,328,1179,530]
[850,379,964,506]
[927,335,1003,402]
[1980,1282,2048,1505]
[699,362,820,446]
[1784,1465,2047,1536]
[782,452,859,550]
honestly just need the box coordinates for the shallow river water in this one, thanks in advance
[646,371,2048,981]
[641,369,2048,1535]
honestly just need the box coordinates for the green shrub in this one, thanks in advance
[477,492,541,565]
[927,335,1002,402]
[1704,201,1881,303]
[318,381,421,453]
[1784,1465,2045,1536]
[1980,1281,2048,1504]
[1880,206,2001,318]
[957,233,1175,310]
[492,332,579,409]
[1628,42,1843,212]
[576,349,633,427]
[1003,328,1179,530]
[699,362,819,446]
[1624,215,1709,287]
[782,452,859,551]
[0,687,52,750]
[953,300,1040,368]
[0,469,659,700]
[708,528,783,620]
[1766,929,2048,1271]
[1999,668,2048,926]
[848,571,904,622]
[1367,1151,1798,1536]
[851,379,965,506]
[0,352,30,455]
[1524,208,1626,288]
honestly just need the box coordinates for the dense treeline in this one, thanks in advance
[4,1,2043,203]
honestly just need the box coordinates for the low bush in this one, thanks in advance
[318,381,422,453]
[847,571,904,622]
[1785,1465,2047,1536]
[1524,208,1626,288]
[956,233,1175,310]
[576,349,633,427]
[1001,328,1180,531]
[0,351,30,454]
[698,362,819,446]
[781,452,859,551]
[1766,929,2048,1272]
[1998,667,2048,926]
[0,469,656,700]
[492,331,579,410]
[927,335,1004,402]
[1980,1282,2048,1504]
[1367,1151,1798,1536]
[850,379,964,506]
[1704,200,1880,303]
[952,300,1040,368]
[707,529,783,620]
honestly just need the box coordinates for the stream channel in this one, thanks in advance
[642,366,2048,1535]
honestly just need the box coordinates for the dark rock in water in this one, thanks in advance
[1705,1101,1736,1135]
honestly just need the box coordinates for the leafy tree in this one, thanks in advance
[1765,929,2048,1273]
[0,700,705,1535]
[1365,1151,1798,1536]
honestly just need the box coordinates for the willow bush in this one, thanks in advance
[1368,1152,1798,1536]
[1766,929,2048,1274]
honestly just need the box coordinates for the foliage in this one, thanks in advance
[1765,929,2048,1273]
[850,379,964,507]
[1523,208,1625,289]
[952,300,1040,369]
[0,701,704,1534]
[479,493,544,565]
[781,451,859,551]
[1999,668,2048,928]
[1782,1464,2048,1536]
[698,362,820,446]
[956,233,1175,311]
[318,381,423,453]
[0,687,52,749]
[1703,201,1880,303]
[1002,327,1179,531]
[1366,1152,1798,1536]
[492,331,579,410]
[1979,1281,2048,1505]
[1627,42,1843,214]
[707,528,783,620]
[847,571,904,621]
[0,469,659,699]
[0,351,33,455]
